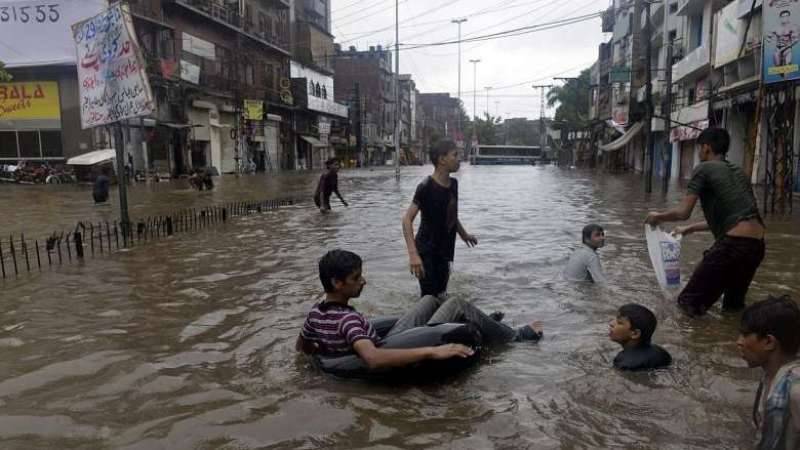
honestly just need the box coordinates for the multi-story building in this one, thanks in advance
[1,0,295,176]
[333,44,395,165]
[417,93,463,154]
[398,74,421,163]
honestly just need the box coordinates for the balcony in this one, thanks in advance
[676,0,704,16]
[602,6,615,33]
[672,42,710,82]
[128,0,169,24]
[174,0,290,55]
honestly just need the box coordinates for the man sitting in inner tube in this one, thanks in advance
[296,249,544,373]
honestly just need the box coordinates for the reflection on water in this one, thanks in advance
[0,166,798,449]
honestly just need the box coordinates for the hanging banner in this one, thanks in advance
[763,0,800,84]
[0,81,60,120]
[0,0,107,68]
[243,99,264,120]
[72,3,154,129]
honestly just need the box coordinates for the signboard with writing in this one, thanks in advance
[0,81,60,120]
[73,4,154,129]
[763,0,800,84]
[0,0,107,68]
[182,32,216,60]
[243,100,264,121]
[180,60,200,84]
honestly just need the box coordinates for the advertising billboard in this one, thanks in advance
[763,0,800,84]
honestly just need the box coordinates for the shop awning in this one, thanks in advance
[300,135,326,147]
[599,122,644,152]
[66,149,116,166]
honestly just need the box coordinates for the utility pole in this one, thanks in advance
[354,82,363,167]
[484,86,492,117]
[394,0,400,178]
[532,84,553,157]
[662,38,673,194]
[644,0,655,193]
[469,59,481,147]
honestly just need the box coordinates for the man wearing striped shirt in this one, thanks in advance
[297,250,543,369]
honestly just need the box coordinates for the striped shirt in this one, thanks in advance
[300,302,379,355]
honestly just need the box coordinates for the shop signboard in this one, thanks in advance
[0,0,107,67]
[179,60,200,84]
[763,0,800,84]
[244,99,264,121]
[182,32,216,60]
[73,3,154,128]
[0,81,60,120]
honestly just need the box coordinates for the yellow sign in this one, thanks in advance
[0,82,60,120]
[243,99,264,121]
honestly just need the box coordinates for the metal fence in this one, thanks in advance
[0,198,297,280]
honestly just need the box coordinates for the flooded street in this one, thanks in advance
[0,165,799,449]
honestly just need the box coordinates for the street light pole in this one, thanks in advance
[452,18,467,144]
[394,0,400,178]
[469,59,481,146]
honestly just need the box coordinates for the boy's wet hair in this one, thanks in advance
[429,140,457,166]
[582,224,604,244]
[697,127,730,155]
[325,158,339,168]
[319,249,362,293]
[618,304,657,344]
[741,295,800,355]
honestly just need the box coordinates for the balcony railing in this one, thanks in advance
[672,43,710,82]
[175,0,290,53]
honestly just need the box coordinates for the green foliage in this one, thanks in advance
[470,112,501,145]
[504,119,540,146]
[0,61,11,82]
[546,68,591,130]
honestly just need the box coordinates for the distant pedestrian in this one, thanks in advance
[563,223,607,284]
[314,158,348,213]
[645,128,765,316]
[93,168,110,204]
[402,140,477,298]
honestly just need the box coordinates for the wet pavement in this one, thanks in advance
[0,165,798,449]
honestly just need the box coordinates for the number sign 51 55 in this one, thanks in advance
[0,4,60,23]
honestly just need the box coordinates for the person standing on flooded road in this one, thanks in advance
[93,167,110,204]
[314,158,348,213]
[645,128,765,316]
[402,140,478,298]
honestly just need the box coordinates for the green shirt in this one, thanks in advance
[687,160,762,240]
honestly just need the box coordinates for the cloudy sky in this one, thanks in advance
[332,0,612,121]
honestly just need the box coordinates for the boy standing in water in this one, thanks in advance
[402,140,478,298]
[737,295,800,450]
[645,128,765,316]
[608,303,671,371]
[563,224,607,284]
[314,158,348,213]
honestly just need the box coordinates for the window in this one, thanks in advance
[40,131,62,157]
[0,131,16,158]
[689,15,703,49]
[18,131,40,158]
[159,29,175,59]
[668,30,677,43]
[669,2,677,14]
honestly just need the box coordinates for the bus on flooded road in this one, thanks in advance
[470,145,542,165]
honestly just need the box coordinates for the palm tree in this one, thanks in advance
[546,68,592,132]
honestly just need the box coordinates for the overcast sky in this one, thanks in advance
[332,0,611,121]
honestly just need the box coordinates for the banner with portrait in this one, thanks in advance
[763,0,800,84]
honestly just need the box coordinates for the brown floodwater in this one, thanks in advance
[0,165,798,449]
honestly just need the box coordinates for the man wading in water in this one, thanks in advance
[645,128,765,316]
[402,140,477,298]
[314,158,348,213]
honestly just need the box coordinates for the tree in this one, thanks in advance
[470,112,501,145]
[546,68,591,131]
[504,119,539,146]
[0,62,12,82]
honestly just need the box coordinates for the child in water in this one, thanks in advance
[737,295,800,450]
[608,303,672,371]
